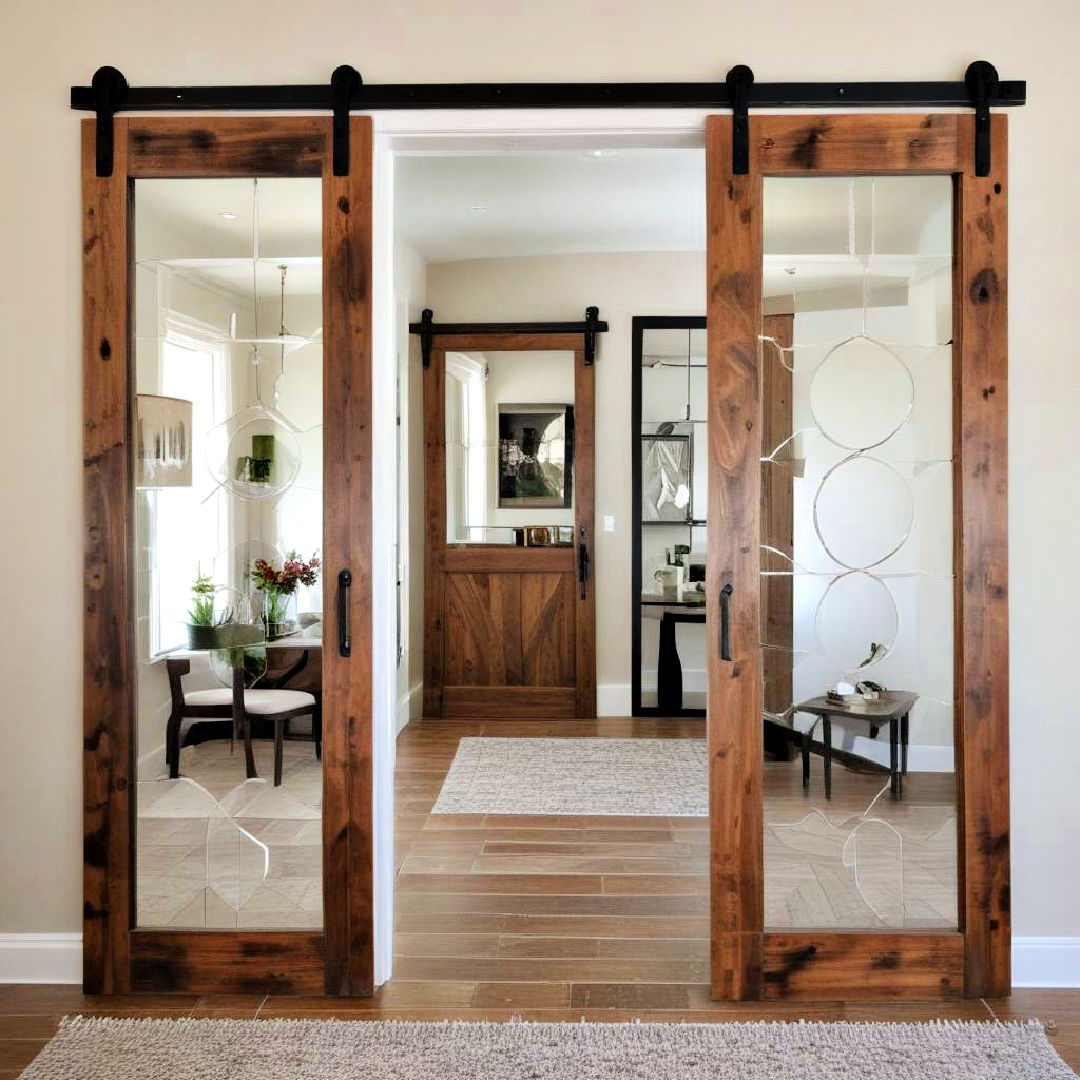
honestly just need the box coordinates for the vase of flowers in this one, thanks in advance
[251,551,320,641]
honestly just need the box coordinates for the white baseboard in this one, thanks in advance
[137,740,167,781]
[846,733,954,774]
[597,683,631,716]
[0,934,82,984]
[1012,937,1080,988]
[396,681,422,734]
[1,931,1077,989]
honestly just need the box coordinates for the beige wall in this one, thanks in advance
[1,0,1077,945]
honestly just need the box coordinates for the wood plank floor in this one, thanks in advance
[2,718,1075,1076]
[393,718,713,993]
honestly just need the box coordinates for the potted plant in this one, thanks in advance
[186,572,219,649]
[251,551,320,641]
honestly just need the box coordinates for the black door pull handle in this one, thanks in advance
[338,569,352,658]
[719,581,734,661]
[577,535,590,601]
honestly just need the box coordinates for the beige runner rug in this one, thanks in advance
[20,1016,1075,1079]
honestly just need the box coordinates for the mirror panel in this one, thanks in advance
[761,176,957,930]
[637,325,707,712]
[445,350,576,545]
[133,178,324,930]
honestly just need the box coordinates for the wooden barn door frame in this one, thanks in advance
[422,331,596,719]
[706,112,1009,1000]
[82,115,374,995]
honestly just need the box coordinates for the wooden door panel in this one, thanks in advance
[444,572,523,687]
[424,339,595,719]
[706,112,1009,1001]
[520,572,576,687]
[82,116,373,996]
[442,686,577,718]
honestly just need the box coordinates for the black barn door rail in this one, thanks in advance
[409,309,609,369]
[73,62,1025,178]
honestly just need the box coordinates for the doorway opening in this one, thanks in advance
[381,139,712,1000]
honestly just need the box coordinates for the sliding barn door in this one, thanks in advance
[706,113,1009,1000]
[424,335,596,719]
[82,116,373,995]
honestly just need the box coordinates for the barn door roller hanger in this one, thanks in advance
[73,61,1023,178]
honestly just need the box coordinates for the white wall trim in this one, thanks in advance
[0,934,82,984]
[396,681,423,736]
[597,682,632,716]
[137,740,166,781]
[1012,938,1080,988]
[847,733,954,774]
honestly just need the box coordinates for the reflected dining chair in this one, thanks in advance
[165,656,322,786]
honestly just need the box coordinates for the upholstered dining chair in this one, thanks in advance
[165,656,322,787]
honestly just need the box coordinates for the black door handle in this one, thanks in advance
[719,581,733,661]
[577,534,590,601]
[337,569,352,658]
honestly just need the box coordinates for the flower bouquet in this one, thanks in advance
[250,551,321,640]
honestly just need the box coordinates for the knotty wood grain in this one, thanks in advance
[705,114,765,1000]
[755,114,963,175]
[131,932,325,995]
[127,117,326,178]
[954,113,1010,997]
[82,117,134,995]
[761,932,964,1001]
[322,115,375,996]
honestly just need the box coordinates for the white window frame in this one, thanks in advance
[147,312,230,659]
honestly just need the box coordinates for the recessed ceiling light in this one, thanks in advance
[219,211,238,220]
[469,204,488,213]
[583,149,617,159]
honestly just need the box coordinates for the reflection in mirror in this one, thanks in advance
[133,179,323,929]
[637,325,707,712]
[445,350,575,544]
[761,177,957,930]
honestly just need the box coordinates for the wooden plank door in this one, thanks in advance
[706,113,1009,1000]
[82,116,373,995]
[423,334,596,719]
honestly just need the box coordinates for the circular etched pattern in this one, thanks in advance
[809,336,914,451]
[814,570,898,672]
[207,404,302,502]
[813,455,914,570]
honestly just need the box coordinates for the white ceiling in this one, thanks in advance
[395,153,951,300]
[395,150,706,262]
[136,178,322,262]
[133,160,951,303]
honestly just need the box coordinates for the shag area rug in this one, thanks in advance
[21,1017,1076,1079]
[431,737,708,816]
